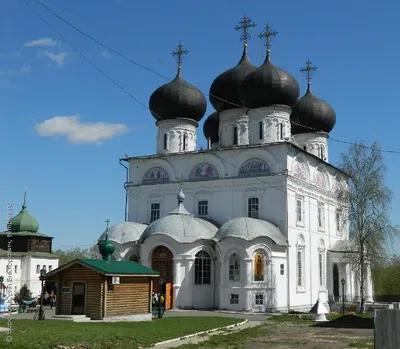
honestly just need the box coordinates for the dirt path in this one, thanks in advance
[157,322,374,349]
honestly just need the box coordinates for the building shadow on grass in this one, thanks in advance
[313,315,374,329]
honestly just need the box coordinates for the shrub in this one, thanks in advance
[13,284,33,306]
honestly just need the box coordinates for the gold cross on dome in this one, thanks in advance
[171,41,189,72]
[258,23,278,53]
[234,14,257,45]
[300,59,318,86]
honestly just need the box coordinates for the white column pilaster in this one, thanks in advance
[268,261,275,288]
[365,265,373,302]
[244,258,253,311]
[244,258,252,285]
[185,259,194,308]
[345,264,351,301]
[218,259,225,309]
[172,257,182,308]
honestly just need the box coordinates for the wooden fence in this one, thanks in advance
[374,309,400,349]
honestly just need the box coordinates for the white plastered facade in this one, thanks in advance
[100,107,373,313]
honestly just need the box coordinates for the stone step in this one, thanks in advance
[51,315,91,322]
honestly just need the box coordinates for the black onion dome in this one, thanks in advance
[291,87,336,135]
[149,71,207,122]
[240,54,300,108]
[209,46,256,112]
[203,112,219,143]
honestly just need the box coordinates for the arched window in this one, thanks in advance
[183,134,187,151]
[233,126,238,145]
[228,253,240,281]
[318,239,326,288]
[194,251,211,285]
[297,235,306,289]
[254,252,264,281]
[163,134,168,150]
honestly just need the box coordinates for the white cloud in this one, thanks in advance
[24,37,57,48]
[0,64,30,76]
[41,51,68,67]
[35,115,129,144]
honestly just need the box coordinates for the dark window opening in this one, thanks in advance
[279,123,284,140]
[163,134,167,150]
[233,127,238,145]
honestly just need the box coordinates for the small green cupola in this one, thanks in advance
[11,191,39,233]
[98,219,115,261]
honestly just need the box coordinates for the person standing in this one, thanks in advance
[0,292,7,318]
[49,291,55,310]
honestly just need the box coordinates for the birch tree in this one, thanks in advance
[337,142,397,313]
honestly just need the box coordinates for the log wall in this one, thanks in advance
[105,276,151,317]
[56,264,104,320]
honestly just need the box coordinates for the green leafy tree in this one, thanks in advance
[13,284,33,306]
[337,142,398,312]
[373,254,400,298]
[53,244,101,266]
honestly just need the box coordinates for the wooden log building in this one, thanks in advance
[45,229,160,321]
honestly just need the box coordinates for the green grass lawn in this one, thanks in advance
[0,316,241,349]
[268,313,374,329]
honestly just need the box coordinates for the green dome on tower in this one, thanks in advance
[11,203,39,233]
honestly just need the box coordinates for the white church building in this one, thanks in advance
[98,19,373,312]
[0,198,59,298]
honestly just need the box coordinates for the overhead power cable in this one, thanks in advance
[24,2,365,217]
[31,0,400,156]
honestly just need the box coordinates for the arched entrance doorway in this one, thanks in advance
[333,263,339,301]
[151,246,173,309]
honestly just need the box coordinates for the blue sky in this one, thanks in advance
[1,0,399,253]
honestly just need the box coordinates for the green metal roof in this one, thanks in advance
[0,231,51,238]
[11,204,39,233]
[79,259,160,276]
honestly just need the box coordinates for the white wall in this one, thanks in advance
[294,132,329,162]
[140,235,216,309]
[0,255,58,299]
[127,144,289,227]
[248,106,292,145]
[218,109,249,148]
[286,146,352,310]
[217,237,287,312]
[119,139,371,311]
[156,119,197,154]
